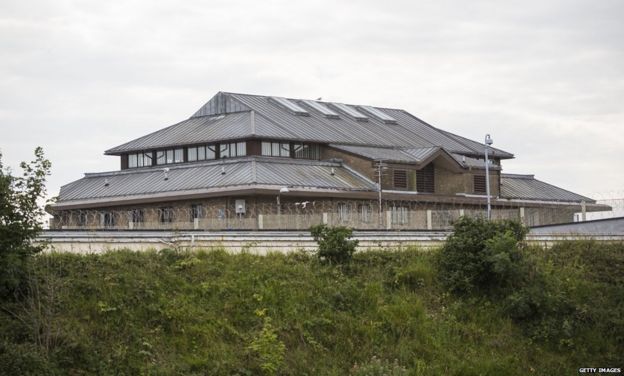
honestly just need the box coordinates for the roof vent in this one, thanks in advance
[269,96,310,116]
[330,103,368,122]
[359,105,397,124]
[104,178,110,187]
[330,167,336,176]
[221,166,226,175]
[163,168,169,181]
[301,99,340,119]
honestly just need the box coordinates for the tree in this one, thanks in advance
[310,224,359,264]
[0,147,51,298]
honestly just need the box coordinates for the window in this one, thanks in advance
[156,149,184,165]
[190,204,203,221]
[188,145,216,162]
[293,143,320,160]
[174,149,183,163]
[358,204,372,223]
[416,164,435,193]
[159,207,174,223]
[156,150,166,165]
[474,175,487,194]
[391,206,409,225]
[128,153,137,168]
[262,141,290,157]
[220,143,246,158]
[393,169,408,189]
[337,202,351,223]
[127,152,153,168]
[130,209,144,223]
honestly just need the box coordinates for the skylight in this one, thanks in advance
[331,103,368,121]
[301,100,340,119]
[359,105,398,124]
[270,96,309,116]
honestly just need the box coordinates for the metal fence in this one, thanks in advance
[50,199,582,231]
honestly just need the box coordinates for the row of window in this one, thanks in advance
[260,141,320,159]
[187,142,247,162]
[392,166,487,194]
[393,165,434,193]
[127,141,319,169]
[128,149,184,168]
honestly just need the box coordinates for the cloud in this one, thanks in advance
[1,0,623,200]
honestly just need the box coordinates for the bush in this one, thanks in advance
[310,224,359,264]
[437,216,528,295]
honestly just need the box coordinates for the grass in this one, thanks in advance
[0,241,622,375]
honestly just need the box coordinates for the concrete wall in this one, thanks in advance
[37,230,624,254]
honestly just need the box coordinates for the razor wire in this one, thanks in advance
[49,197,595,231]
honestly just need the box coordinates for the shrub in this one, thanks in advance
[310,224,359,264]
[437,216,528,295]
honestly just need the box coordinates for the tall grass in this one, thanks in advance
[0,242,622,375]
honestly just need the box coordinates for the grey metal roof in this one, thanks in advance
[55,157,377,205]
[329,144,501,170]
[530,217,623,235]
[106,91,515,158]
[106,112,252,154]
[329,144,438,163]
[500,174,595,203]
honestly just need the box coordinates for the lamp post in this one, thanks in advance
[277,187,289,229]
[484,134,493,220]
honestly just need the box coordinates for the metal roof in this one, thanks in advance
[530,217,623,235]
[105,112,252,154]
[106,91,515,158]
[55,157,377,205]
[500,174,595,203]
[329,144,501,170]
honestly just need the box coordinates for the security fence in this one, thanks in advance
[50,198,583,231]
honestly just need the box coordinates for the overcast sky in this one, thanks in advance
[1,0,623,202]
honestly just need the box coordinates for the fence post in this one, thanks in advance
[519,207,525,224]
[258,214,263,230]
[426,210,433,230]
[129,221,134,230]
[194,218,199,230]
[322,212,328,225]
[459,209,465,217]
[386,210,392,230]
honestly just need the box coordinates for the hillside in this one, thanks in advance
[0,241,622,375]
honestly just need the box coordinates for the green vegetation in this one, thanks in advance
[0,239,622,375]
[311,224,359,264]
[0,147,51,298]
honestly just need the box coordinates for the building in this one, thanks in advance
[49,92,610,230]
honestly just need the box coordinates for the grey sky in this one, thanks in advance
[1,0,623,201]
